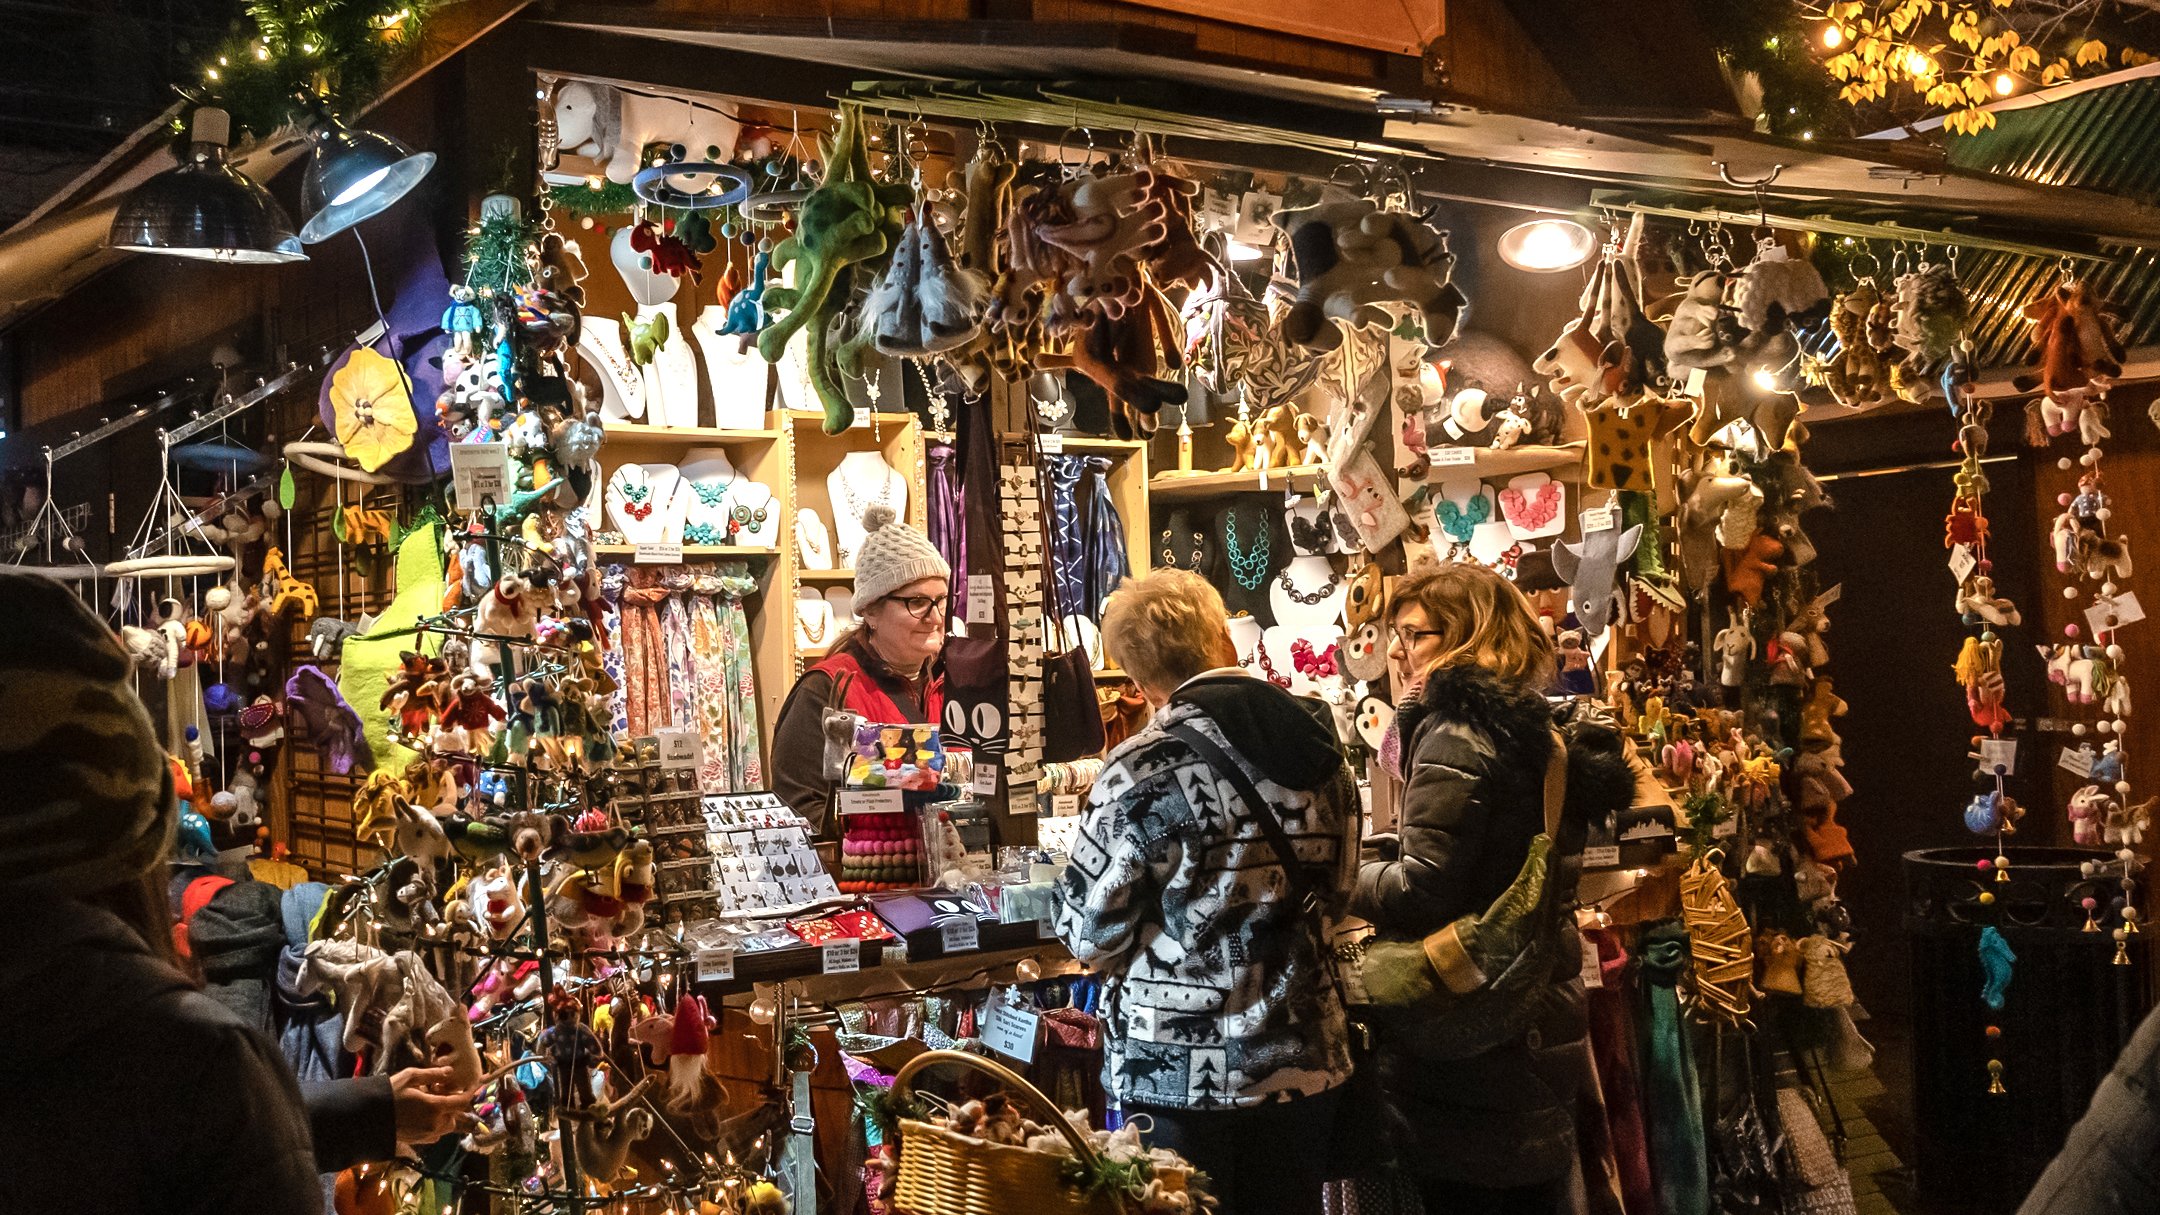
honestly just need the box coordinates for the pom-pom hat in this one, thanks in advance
[852,504,951,606]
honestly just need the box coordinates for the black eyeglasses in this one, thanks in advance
[889,595,949,621]
[1388,625,1446,649]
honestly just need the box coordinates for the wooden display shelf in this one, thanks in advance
[602,422,783,445]
[1149,463,1328,500]
[593,543,782,559]
[1055,435,1147,456]
[781,409,919,430]
[1424,443,1586,481]
[798,568,856,582]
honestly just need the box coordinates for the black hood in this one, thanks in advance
[1400,664,1636,836]
[1171,673,1346,791]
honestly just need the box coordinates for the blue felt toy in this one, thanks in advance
[1979,925,2016,1012]
[719,249,771,336]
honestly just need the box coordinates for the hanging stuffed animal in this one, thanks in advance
[2013,279,2124,408]
[1891,263,1967,402]
[867,211,990,356]
[718,249,771,336]
[1271,187,1465,352]
[1550,523,1643,638]
[628,219,700,282]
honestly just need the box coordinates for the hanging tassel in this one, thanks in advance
[1987,1059,2007,1095]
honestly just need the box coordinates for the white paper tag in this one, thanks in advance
[940,918,980,954]
[656,728,703,771]
[821,938,861,974]
[967,574,995,625]
[636,541,683,564]
[1039,431,1064,454]
[1713,817,1739,838]
[982,1001,1042,1063]
[1580,936,1604,989]
[1428,445,1479,468]
[450,443,512,509]
[1580,506,1617,534]
[1684,367,1709,399]
[838,788,904,816]
[1949,544,1977,584]
[973,763,1000,797]
[694,947,735,983]
[2088,592,2146,636]
[1051,793,1081,817]
[1979,738,2017,776]
[1038,916,1057,939]
[2061,745,2097,778]
[1583,844,1621,869]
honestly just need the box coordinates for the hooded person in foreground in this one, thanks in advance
[1054,568,1359,1215]
[0,569,323,1215]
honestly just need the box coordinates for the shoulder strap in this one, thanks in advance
[1167,721,1322,916]
[1543,727,1567,838]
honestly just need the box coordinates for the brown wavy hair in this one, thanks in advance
[1392,562,1557,689]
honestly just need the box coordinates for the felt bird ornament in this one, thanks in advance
[1272,187,1466,353]
[757,105,913,433]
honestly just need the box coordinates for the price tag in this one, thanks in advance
[1583,844,1621,869]
[973,763,1000,797]
[656,728,703,772]
[1580,506,1617,534]
[1051,793,1081,817]
[982,1001,1042,1063]
[694,947,735,983]
[2061,745,2097,778]
[821,938,862,974]
[1428,445,1479,468]
[1979,738,2018,776]
[1038,916,1057,940]
[1713,817,1739,838]
[1684,367,1709,398]
[1039,431,1065,454]
[940,917,980,954]
[966,574,996,625]
[1949,544,1977,583]
[450,444,512,509]
[2088,592,2146,637]
[636,541,684,564]
[838,788,904,816]
[1580,936,1605,989]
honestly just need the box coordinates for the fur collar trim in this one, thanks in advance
[1400,663,1556,766]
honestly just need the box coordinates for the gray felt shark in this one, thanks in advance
[1550,523,1643,638]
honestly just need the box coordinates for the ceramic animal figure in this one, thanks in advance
[1550,523,1643,639]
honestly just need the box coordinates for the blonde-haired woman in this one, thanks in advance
[1054,569,1357,1215]
[1357,561,1618,1215]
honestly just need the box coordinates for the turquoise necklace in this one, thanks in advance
[1225,508,1270,591]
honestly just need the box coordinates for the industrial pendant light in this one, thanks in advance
[108,107,306,263]
[1496,217,1597,273]
[297,105,436,244]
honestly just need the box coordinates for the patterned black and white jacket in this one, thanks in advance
[1054,670,1357,1111]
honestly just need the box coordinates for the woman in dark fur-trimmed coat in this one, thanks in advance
[1355,563,1636,1215]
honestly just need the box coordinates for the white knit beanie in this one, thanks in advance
[853,505,951,606]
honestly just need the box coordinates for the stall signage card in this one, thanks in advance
[940,917,980,954]
[967,574,995,625]
[821,939,862,974]
[1039,431,1064,454]
[1580,504,1617,533]
[1428,445,1478,468]
[1583,844,1622,870]
[973,763,1000,797]
[636,540,684,564]
[656,729,703,771]
[983,1000,1042,1063]
[838,789,904,816]
[694,947,735,983]
[450,444,513,509]
[1051,793,1081,817]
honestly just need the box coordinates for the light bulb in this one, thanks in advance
[1496,218,1597,273]
[1995,72,2016,95]
[748,995,777,1025]
[1015,957,1043,982]
[1822,24,1845,49]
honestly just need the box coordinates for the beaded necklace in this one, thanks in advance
[1277,565,1343,605]
[1224,507,1270,590]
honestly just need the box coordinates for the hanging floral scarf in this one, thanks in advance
[619,568,671,736]
[658,568,700,731]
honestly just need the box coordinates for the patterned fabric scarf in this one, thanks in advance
[1639,923,1711,1215]
[599,566,628,738]
[658,568,699,730]
[1079,455,1130,620]
[1041,454,1088,616]
[619,570,670,735]
[927,441,967,616]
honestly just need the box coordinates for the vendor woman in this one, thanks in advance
[772,504,950,833]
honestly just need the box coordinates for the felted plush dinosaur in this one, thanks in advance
[628,220,699,281]
[623,310,669,365]
[757,106,912,432]
[718,250,770,336]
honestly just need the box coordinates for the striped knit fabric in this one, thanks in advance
[0,570,173,897]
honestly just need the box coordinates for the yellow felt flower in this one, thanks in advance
[328,347,417,472]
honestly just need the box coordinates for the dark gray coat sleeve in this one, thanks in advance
[1352,721,1492,935]
[771,670,837,834]
[179,1022,326,1215]
[300,1075,397,1174]
[2018,1002,2160,1214]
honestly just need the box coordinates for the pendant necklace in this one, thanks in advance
[1278,564,1343,605]
[1253,636,1293,689]
[1224,508,1270,590]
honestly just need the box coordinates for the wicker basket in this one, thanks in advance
[890,1049,1122,1215]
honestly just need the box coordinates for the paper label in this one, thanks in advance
[821,939,861,974]
[656,728,703,771]
[1051,793,1081,817]
[1038,916,1057,939]
[1684,367,1709,398]
[450,443,512,509]
[982,1001,1042,1063]
[1713,817,1739,838]
[694,947,735,983]
[1583,844,1621,869]
[2060,745,2097,778]
[1039,431,1064,454]
[1580,506,1617,534]
[1428,445,1479,468]
[636,541,684,564]
[940,918,980,953]
[838,788,904,816]
[967,574,995,626]
[1949,545,1977,583]
[2088,592,2146,637]
[1580,936,1604,989]
[1979,738,2018,777]
[973,763,1000,797]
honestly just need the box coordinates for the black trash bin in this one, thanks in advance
[1905,846,2152,1213]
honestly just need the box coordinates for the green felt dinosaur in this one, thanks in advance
[338,522,445,772]
[756,105,910,433]
[623,310,669,365]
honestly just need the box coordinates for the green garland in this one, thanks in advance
[179,0,437,142]
[463,208,540,293]
[546,179,639,218]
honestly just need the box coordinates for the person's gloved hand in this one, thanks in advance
[390,1066,480,1147]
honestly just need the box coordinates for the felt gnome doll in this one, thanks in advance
[667,992,715,1111]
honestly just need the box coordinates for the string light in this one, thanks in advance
[1995,72,2017,95]
[1822,24,1846,49]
